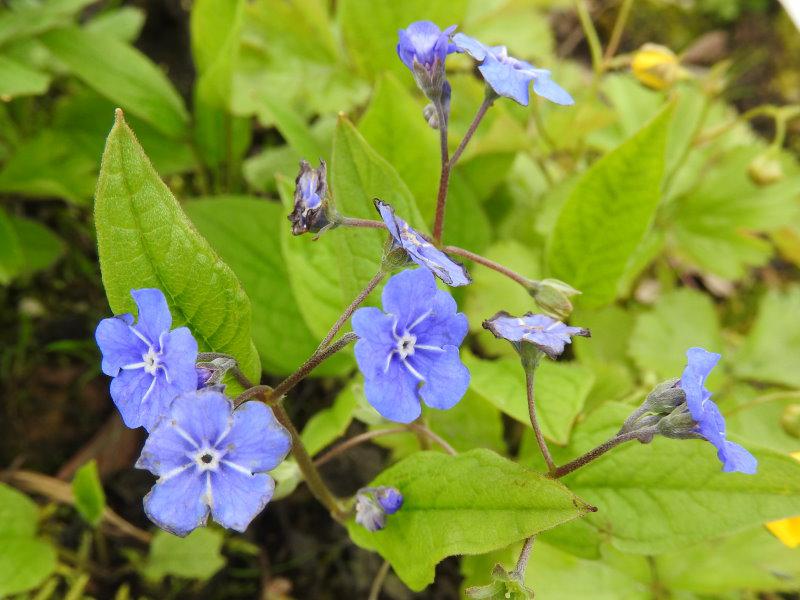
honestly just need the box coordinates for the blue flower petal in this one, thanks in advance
[532,72,575,105]
[136,419,199,475]
[354,338,393,380]
[381,268,438,327]
[160,326,200,393]
[397,21,456,71]
[720,440,758,474]
[224,402,291,473]
[680,347,720,423]
[483,312,589,359]
[130,288,172,345]
[209,467,275,532]
[110,368,157,429]
[413,345,470,411]
[412,289,469,348]
[95,314,146,376]
[170,389,232,446]
[451,32,489,61]
[352,307,397,348]
[143,468,209,537]
[479,54,533,105]
[364,361,422,423]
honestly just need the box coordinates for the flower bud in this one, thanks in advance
[195,356,238,388]
[657,408,701,440]
[644,378,685,414]
[354,486,404,532]
[528,278,581,320]
[632,43,681,90]
[288,160,332,236]
[465,564,533,599]
[748,152,784,186]
[781,404,800,439]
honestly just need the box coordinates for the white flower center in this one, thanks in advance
[396,333,417,359]
[194,448,222,471]
[142,346,161,376]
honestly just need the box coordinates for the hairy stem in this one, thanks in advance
[313,423,456,467]
[443,245,533,288]
[316,271,385,352]
[272,403,346,519]
[512,536,535,578]
[450,95,495,166]
[339,217,386,230]
[550,429,653,478]
[432,100,451,244]
[526,369,556,473]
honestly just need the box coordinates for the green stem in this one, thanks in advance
[576,0,604,77]
[512,536,535,578]
[526,368,556,473]
[603,0,635,63]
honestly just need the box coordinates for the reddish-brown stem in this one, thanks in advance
[526,369,556,473]
[443,245,533,288]
[316,271,385,352]
[339,217,386,229]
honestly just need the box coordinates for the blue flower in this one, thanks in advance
[375,200,470,287]
[136,388,292,536]
[451,33,574,106]
[483,311,589,359]
[288,160,330,235]
[353,268,470,423]
[397,21,456,101]
[354,486,404,532]
[375,486,403,514]
[95,289,198,431]
[397,21,456,73]
[680,348,757,474]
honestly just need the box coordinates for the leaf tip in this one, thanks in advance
[114,107,125,124]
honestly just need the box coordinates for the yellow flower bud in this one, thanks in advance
[748,152,784,186]
[631,44,681,90]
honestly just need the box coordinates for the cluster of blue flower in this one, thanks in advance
[94,19,755,539]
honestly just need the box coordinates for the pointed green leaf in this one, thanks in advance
[144,528,225,581]
[547,105,673,306]
[347,449,593,591]
[72,460,106,527]
[94,111,260,381]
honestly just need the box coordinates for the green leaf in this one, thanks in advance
[85,7,146,42]
[562,403,800,554]
[39,26,189,138]
[464,353,595,446]
[185,196,347,376]
[734,286,800,387]
[94,111,260,381]
[628,288,723,380]
[301,383,358,456]
[0,484,57,597]
[71,460,106,527]
[0,130,96,203]
[726,389,800,454]
[0,0,94,47]
[358,72,438,217]
[0,206,23,284]
[143,528,226,581]
[9,215,64,275]
[338,0,468,81]
[0,54,50,98]
[547,105,673,306]
[347,449,592,591]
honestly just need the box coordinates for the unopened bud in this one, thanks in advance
[748,153,784,186]
[529,278,581,320]
[195,356,238,388]
[781,404,800,439]
[423,103,440,129]
[657,408,700,440]
[644,378,685,414]
[354,486,404,532]
[632,43,681,90]
[288,160,333,236]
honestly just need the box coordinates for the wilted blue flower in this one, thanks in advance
[375,486,403,514]
[483,311,589,359]
[95,289,198,431]
[376,200,470,287]
[354,486,404,532]
[397,21,456,101]
[288,160,330,235]
[353,268,470,423]
[680,348,757,474]
[452,33,574,106]
[136,388,292,536]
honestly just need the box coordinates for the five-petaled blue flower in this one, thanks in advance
[95,288,198,431]
[397,21,456,102]
[136,387,292,536]
[483,311,589,359]
[680,348,757,474]
[353,268,470,423]
[376,200,470,287]
[452,33,574,106]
